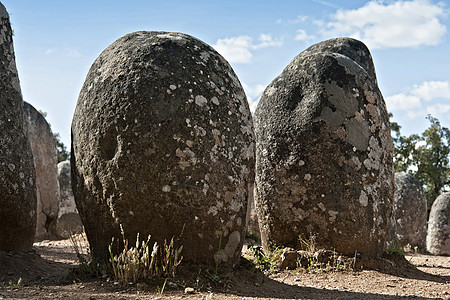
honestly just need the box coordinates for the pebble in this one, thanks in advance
[184,287,195,294]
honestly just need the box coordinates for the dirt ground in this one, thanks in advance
[0,237,449,300]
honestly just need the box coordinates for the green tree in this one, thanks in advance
[53,132,70,163]
[390,114,450,211]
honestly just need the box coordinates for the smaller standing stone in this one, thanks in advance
[388,172,427,250]
[56,161,83,238]
[426,192,450,255]
[245,190,261,241]
[24,102,60,240]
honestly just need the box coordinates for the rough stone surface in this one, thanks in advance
[56,161,83,238]
[0,2,37,251]
[24,102,60,240]
[71,31,255,266]
[254,37,394,257]
[426,192,450,255]
[387,172,427,249]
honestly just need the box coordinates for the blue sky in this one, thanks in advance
[3,0,450,147]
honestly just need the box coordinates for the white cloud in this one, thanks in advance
[411,81,450,101]
[387,80,450,111]
[288,15,309,24]
[66,48,81,58]
[295,29,315,41]
[44,47,81,58]
[324,0,447,49]
[213,34,282,64]
[385,94,422,110]
[427,104,450,115]
[387,80,450,125]
[45,48,57,55]
[242,82,266,112]
[313,0,339,9]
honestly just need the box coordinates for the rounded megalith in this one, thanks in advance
[24,102,60,240]
[426,192,450,255]
[0,2,37,251]
[254,37,393,257]
[388,172,427,250]
[71,31,255,266]
[56,161,83,238]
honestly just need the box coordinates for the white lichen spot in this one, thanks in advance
[194,125,207,136]
[175,148,197,170]
[318,203,326,212]
[195,95,208,107]
[350,156,362,170]
[211,96,219,105]
[240,143,254,160]
[265,86,276,97]
[162,185,171,192]
[169,84,177,90]
[202,183,209,195]
[7,163,15,172]
[212,129,224,146]
[304,174,312,181]
[186,118,191,127]
[208,206,219,216]
[299,160,305,166]
[364,136,381,170]
[328,210,338,222]
[359,190,368,207]
[355,111,364,123]
[200,51,210,62]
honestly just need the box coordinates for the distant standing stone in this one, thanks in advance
[427,192,450,255]
[71,31,255,266]
[56,161,83,238]
[0,2,37,251]
[24,102,60,240]
[388,172,427,249]
[254,38,393,257]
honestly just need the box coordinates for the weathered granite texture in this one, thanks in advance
[426,192,450,255]
[254,38,394,257]
[24,102,60,240]
[71,31,255,266]
[0,2,37,251]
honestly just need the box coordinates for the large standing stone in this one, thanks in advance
[56,161,83,238]
[24,102,60,240]
[254,38,393,257]
[71,31,255,266]
[426,192,450,255]
[388,172,427,249]
[0,2,37,251]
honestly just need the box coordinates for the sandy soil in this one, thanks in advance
[0,237,449,300]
